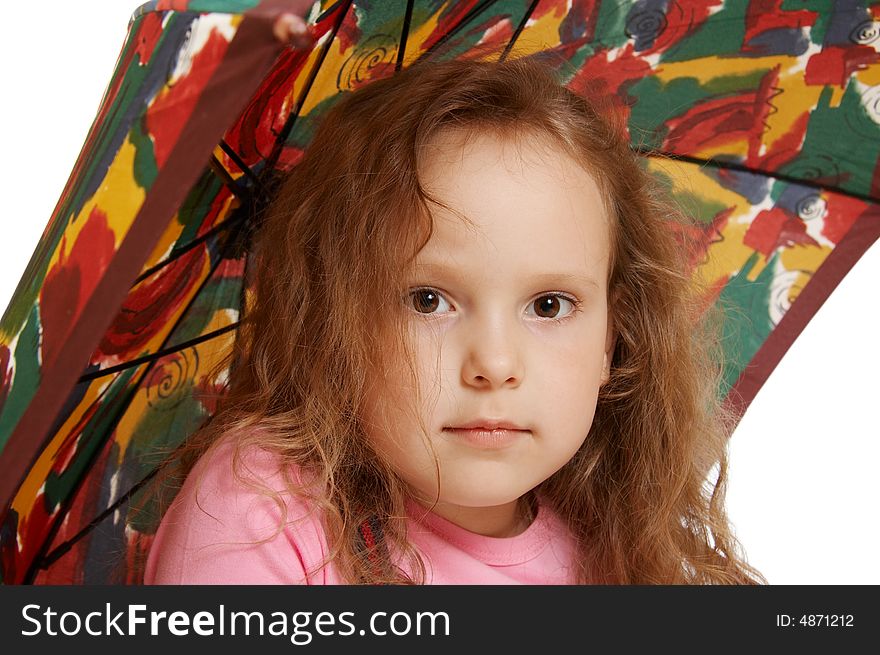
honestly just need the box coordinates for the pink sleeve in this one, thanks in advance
[144,441,327,585]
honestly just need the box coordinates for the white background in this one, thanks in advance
[1,1,878,584]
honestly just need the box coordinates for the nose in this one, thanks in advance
[460,313,524,390]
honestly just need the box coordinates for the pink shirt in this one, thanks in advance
[144,440,579,584]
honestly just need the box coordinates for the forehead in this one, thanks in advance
[415,129,611,285]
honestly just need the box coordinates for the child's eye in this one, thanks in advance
[527,294,578,320]
[407,288,453,315]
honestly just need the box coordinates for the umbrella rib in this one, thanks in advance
[265,0,354,174]
[416,0,501,63]
[219,138,262,191]
[22,220,246,584]
[133,213,248,286]
[395,0,416,72]
[499,0,540,62]
[209,154,249,199]
[638,148,879,205]
[39,191,262,573]
[29,3,356,579]
[37,468,160,571]
[77,322,241,384]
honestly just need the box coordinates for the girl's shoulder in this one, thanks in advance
[144,433,336,584]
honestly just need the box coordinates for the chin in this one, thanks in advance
[435,484,533,509]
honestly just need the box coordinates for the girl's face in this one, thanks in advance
[364,128,615,537]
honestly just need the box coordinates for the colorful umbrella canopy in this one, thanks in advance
[1,0,879,584]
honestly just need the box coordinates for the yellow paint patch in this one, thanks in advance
[510,7,567,57]
[693,140,749,160]
[401,12,442,67]
[779,241,830,274]
[291,35,347,120]
[698,221,759,285]
[655,55,792,85]
[47,136,146,273]
[856,66,880,87]
[10,375,115,518]
[763,70,823,152]
[649,158,754,217]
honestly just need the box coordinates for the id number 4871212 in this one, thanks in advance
[776,614,854,628]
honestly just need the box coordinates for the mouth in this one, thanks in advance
[442,419,530,449]
[445,419,529,431]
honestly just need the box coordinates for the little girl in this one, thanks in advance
[144,53,764,585]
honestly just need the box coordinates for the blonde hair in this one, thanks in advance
[160,54,764,585]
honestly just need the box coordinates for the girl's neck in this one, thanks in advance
[409,491,537,538]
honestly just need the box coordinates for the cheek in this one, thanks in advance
[534,322,607,424]
[361,335,436,460]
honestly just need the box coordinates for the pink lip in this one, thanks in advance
[443,419,530,449]
[449,418,528,431]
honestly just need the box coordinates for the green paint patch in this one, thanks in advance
[166,273,244,346]
[662,3,748,63]
[43,367,140,513]
[717,252,777,392]
[0,306,42,452]
[187,0,259,12]
[784,82,880,197]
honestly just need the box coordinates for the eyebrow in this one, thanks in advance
[411,263,601,290]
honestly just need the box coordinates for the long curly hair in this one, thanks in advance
[161,53,765,585]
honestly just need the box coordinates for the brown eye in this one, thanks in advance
[533,295,560,318]
[408,288,451,314]
[530,294,576,319]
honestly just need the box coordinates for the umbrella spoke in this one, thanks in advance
[637,147,878,205]
[395,0,416,73]
[218,138,264,195]
[499,0,540,62]
[77,322,240,384]
[416,0,501,64]
[132,212,250,286]
[36,468,160,572]
[266,0,355,173]
[209,154,249,200]
[22,219,246,583]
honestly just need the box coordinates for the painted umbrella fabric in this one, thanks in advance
[1,0,879,584]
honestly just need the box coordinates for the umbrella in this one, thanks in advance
[1,0,879,584]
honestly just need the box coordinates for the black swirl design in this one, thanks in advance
[146,347,200,411]
[849,20,880,45]
[783,154,841,186]
[625,8,668,51]
[795,194,827,221]
[337,35,398,91]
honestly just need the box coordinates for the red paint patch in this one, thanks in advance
[872,151,880,200]
[534,0,599,43]
[135,12,165,66]
[822,194,867,245]
[804,45,880,87]
[744,207,818,256]
[144,27,230,169]
[155,0,189,10]
[758,110,809,172]
[224,46,312,167]
[567,44,653,125]
[40,209,116,369]
[663,90,760,156]
[647,0,720,55]
[744,0,816,47]
[94,246,206,362]
[335,7,363,54]
[425,1,484,53]
[216,256,246,279]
